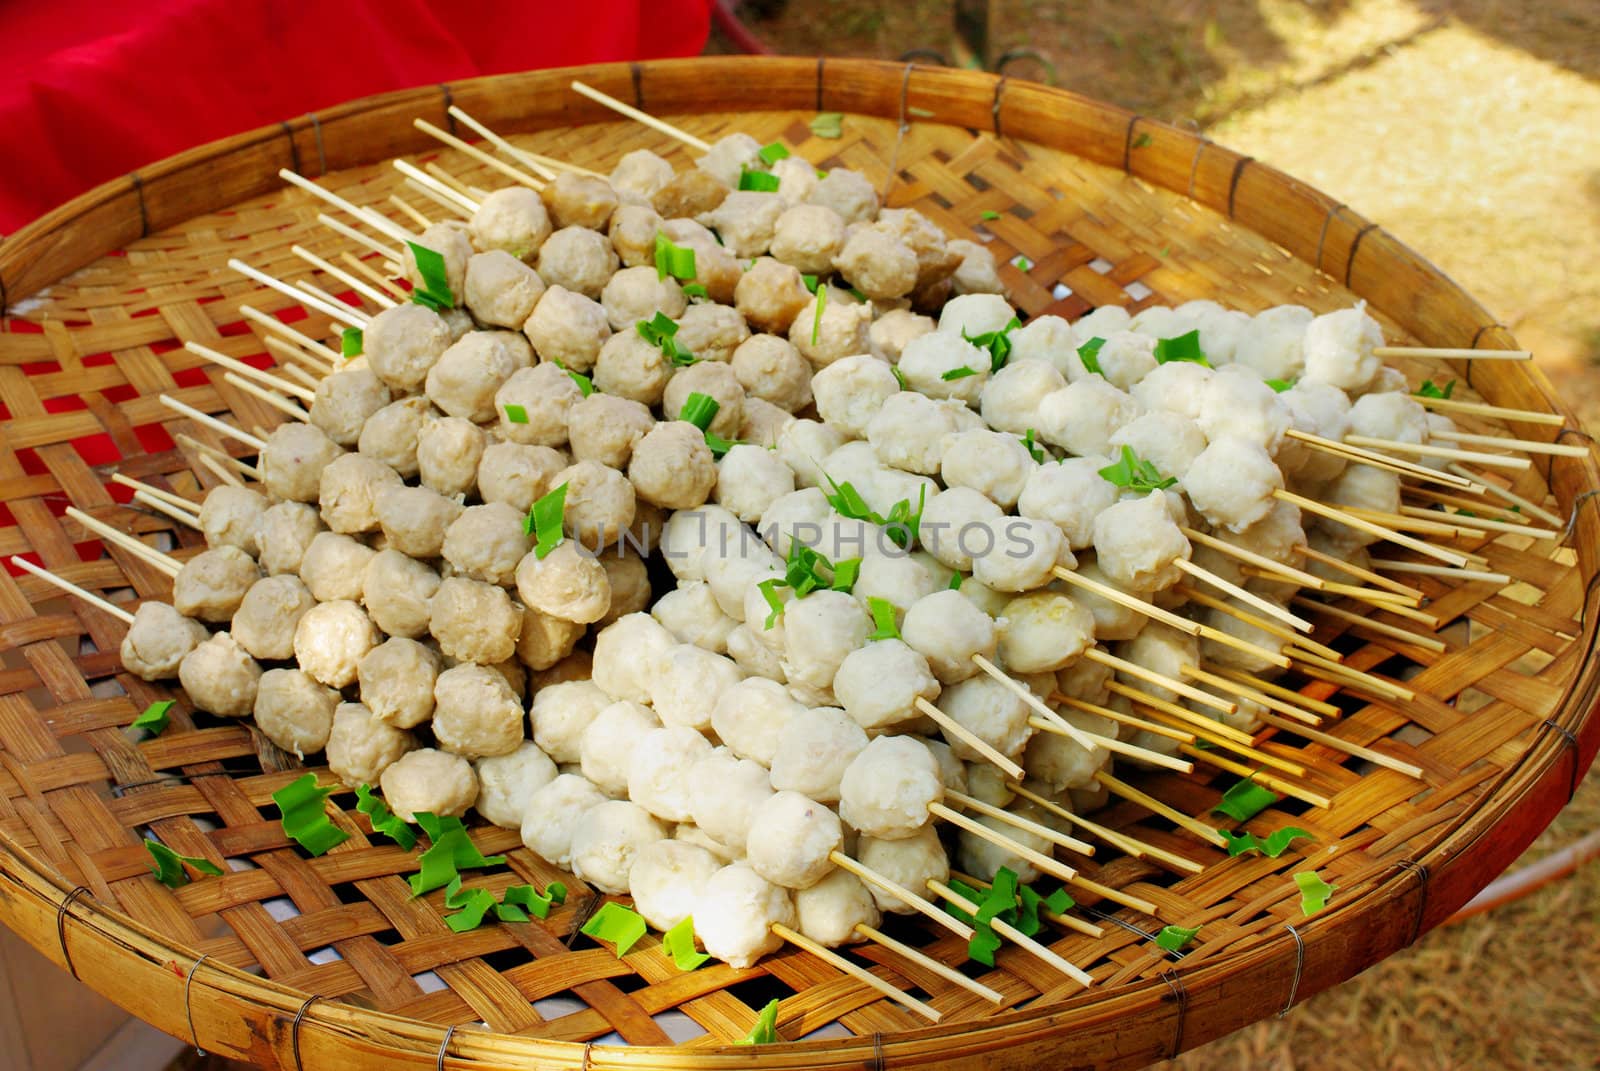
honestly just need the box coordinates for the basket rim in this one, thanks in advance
[0,54,1597,1070]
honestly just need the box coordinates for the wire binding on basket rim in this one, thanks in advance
[55,885,91,980]
[184,953,211,1056]
[290,994,321,1071]
[1278,924,1306,1018]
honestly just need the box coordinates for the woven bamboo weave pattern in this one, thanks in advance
[0,58,1595,1071]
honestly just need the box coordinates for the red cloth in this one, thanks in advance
[0,0,711,231]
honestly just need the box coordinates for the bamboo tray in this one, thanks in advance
[0,57,1596,1071]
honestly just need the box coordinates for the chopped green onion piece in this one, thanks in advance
[738,168,782,193]
[340,327,363,358]
[1012,255,1033,271]
[637,311,697,365]
[1213,776,1280,822]
[405,242,455,311]
[948,570,963,590]
[1265,378,1296,392]
[811,285,827,346]
[1294,870,1335,916]
[498,881,566,922]
[1416,378,1457,399]
[1152,329,1210,366]
[503,403,530,424]
[941,366,978,381]
[663,916,711,970]
[272,773,350,857]
[1020,428,1045,463]
[528,482,568,558]
[653,232,698,281]
[407,814,507,897]
[757,578,787,630]
[866,597,900,640]
[847,286,868,304]
[681,283,708,300]
[882,485,926,549]
[1155,924,1200,952]
[822,475,875,523]
[705,431,739,458]
[1132,132,1153,149]
[1077,336,1106,376]
[758,141,792,165]
[1222,826,1312,858]
[354,783,417,850]
[963,316,1021,373]
[131,699,174,736]
[443,876,499,932]
[581,901,647,957]
[831,557,861,593]
[735,998,782,1045]
[801,273,820,293]
[891,364,906,390]
[810,112,843,139]
[981,210,1002,221]
[551,358,594,396]
[679,392,721,432]
[1098,445,1177,494]
[145,841,223,888]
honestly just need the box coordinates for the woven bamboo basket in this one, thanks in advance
[0,56,1596,1071]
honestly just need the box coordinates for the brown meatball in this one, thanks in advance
[567,392,654,469]
[477,442,569,514]
[735,258,812,334]
[556,460,637,550]
[310,368,391,447]
[629,422,717,510]
[607,203,666,268]
[661,362,744,439]
[674,303,750,364]
[541,172,620,230]
[652,169,730,219]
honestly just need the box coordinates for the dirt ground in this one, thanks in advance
[729,2,1600,1067]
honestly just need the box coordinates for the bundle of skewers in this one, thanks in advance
[18,81,1579,1023]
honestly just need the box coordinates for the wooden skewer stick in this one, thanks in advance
[1436,430,1589,458]
[1372,345,1531,360]
[175,434,258,479]
[1117,699,1311,779]
[914,697,1025,781]
[1276,489,1470,568]
[1005,782,1206,876]
[159,396,267,451]
[109,474,199,518]
[515,149,605,179]
[394,160,481,214]
[1094,772,1229,848]
[945,789,1096,857]
[1406,486,1538,524]
[63,508,181,577]
[278,169,416,245]
[1343,435,1532,471]
[394,184,453,227]
[1102,682,1250,745]
[279,362,324,391]
[263,337,334,380]
[1414,393,1564,427]
[1181,527,1325,590]
[1177,745,1333,809]
[184,341,317,404]
[1284,429,1482,492]
[131,490,200,529]
[1255,711,1426,779]
[443,106,561,181]
[296,280,372,328]
[423,162,490,203]
[929,803,1077,884]
[239,305,341,367]
[315,212,403,263]
[1297,543,1423,599]
[1446,464,1565,527]
[970,654,1191,771]
[947,870,1104,938]
[1238,568,1437,624]
[769,923,940,1022]
[1397,505,1559,541]
[1172,557,1312,633]
[927,881,1095,986]
[1028,717,1194,774]
[1178,664,1322,726]
[853,923,1003,1004]
[1286,648,1415,702]
[1367,558,1511,585]
[1290,597,1448,654]
[829,853,973,941]
[1177,585,1343,663]
[1342,506,1466,539]
[291,245,398,309]
[1051,566,1290,669]
[1302,573,1424,609]
[223,372,311,422]
[1213,667,1342,718]
[1089,649,1236,715]
[412,117,546,191]
[9,557,136,625]
[569,79,713,152]
[229,259,367,330]
[338,252,408,301]
[195,453,245,488]
[1053,693,1196,743]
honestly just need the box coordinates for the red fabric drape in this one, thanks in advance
[0,0,712,231]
